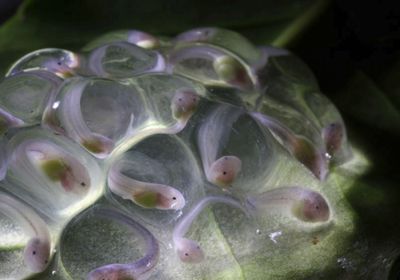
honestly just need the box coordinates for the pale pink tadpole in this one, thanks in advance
[247,186,330,223]
[197,104,244,188]
[250,112,328,180]
[107,162,185,210]
[208,156,242,188]
[17,140,91,195]
[0,193,52,273]
[59,80,115,158]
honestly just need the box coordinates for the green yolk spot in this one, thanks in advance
[41,159,68,181]
[291,200,307,221]
[133,191,159,208]
[213,55,242,82]
[82,139,104,154]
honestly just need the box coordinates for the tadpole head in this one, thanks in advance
[23,237,51,273]
[176,238,204,263]
[209,156,242,188]
[171,89,200,120]
[158,188,186,210]
[291,191,330,222]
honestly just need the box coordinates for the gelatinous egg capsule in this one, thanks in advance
[175,27,262,67]
[0,193,52,273]
[175,237,204,263]
[169,45,254,90]
[26,141,91,194]
[87,42,165,78]
[6,48,80,78]
[208,156,242,188]
[170,89,200,121]
[250,112,328,181]
[86,207,159,280]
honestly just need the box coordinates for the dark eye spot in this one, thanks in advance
[223,171,227,175]
[32,251,36,255]
[178,98,182,102]
[81,182,86,187]
[172,197,176,200]
[57,61,62,66]
[316,206,319,210]
[185,253,189,256]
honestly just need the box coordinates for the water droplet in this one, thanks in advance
[268,231,282,244]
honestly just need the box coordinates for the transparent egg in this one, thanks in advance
[6,48,80,78]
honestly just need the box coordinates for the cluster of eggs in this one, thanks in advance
[0,28,350,279]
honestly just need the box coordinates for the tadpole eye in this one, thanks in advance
[32,251,36,255]
[172,197,177,200]
[81,182,86,187]
[57,61,62,66]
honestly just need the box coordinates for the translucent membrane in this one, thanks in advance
[0,71,62,126]
[0,192,52,274]
[44,77,145,158]
[5,128,103,220]
[85,42,166,79]
[255,53,351,164]
[106,134,203,226]
[195,102,282,191]
[168,44,255,90]
[111,74,205,156]
[83,29,162,51]
[6,48,80,78]
[60,205,159,279]
[174,27,262,66]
